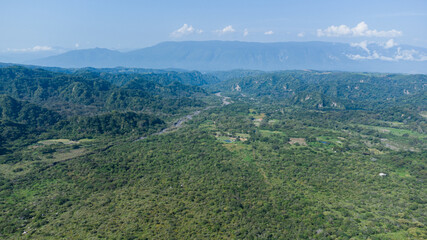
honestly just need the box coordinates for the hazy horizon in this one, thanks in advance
[2,0,427,53]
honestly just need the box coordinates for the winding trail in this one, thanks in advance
[136,93,230,141]
[215,92,232,105]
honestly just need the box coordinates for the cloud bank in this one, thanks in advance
[216,25,235,35]
[350,40,370,53]
[383,39,397,49]
[243,28,249,37]
[347,47,427,61]
[171,24,202,38]
[7,45,53,52]
[317,21,402,38]
[348,39,427,61]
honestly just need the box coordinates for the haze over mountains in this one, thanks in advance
[19,41,427,74]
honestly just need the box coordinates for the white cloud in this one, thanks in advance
[317,21,402,38]
[347,47,427,62]
[394,48,418,61]
[7,45,53,52]
[351,39,399,53]
[264,30,274,35]
[347,52,393,61]
[383,39,397,49]
[75,43,80,48]
[297,32,305,37]
[351,22,368,36]
[243,28,249,37]
[350,40,370,53]
[216,25,235,35]
[317,24,351,37]
[170,24,202,38]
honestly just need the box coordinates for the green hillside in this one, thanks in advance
[0,66,425,239]
[0,66,208,116]
[216,71,427,110]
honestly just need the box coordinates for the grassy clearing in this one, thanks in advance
[394,168,412,178]
[198,120,216,131]
[373,230,414,240]
[316,136,344,146]
[29,138,96,150]
[0,138,96,179]
[289,138,307,146]
[249,109,266,126]
[216,135,235,143]
[307,126,345,135]
[27,139,72,150]
[358,124,426,138]
[356,124,426,151]
[268,119,279,124]
[37,139,79,145]
[222,142,253,163]
[200,119,250,142]
[309,138,337,150]
[368,148,384,155]
[216,134,248,142]
[0,163,33,178]
[253,113,266,119]
[235,133,250,139]
[0,148,88,178]
[78,138,96,143]
[376,120,404,127]
[260,130,286,137]
[222,142,250,152]
[41,148,88,162]
[248,109,257,114]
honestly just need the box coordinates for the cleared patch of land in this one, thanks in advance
[357,124,426,138]
[289,138,307,146]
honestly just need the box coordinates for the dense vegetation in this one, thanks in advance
[216,71,427,110]
[55,111,165,138]
[0,66,208,116]
[0,66,425,239]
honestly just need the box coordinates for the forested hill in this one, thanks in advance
[0,95,61,127]
[76,70,221,87]
[215,70,427,110]
[0,65,426,239]
[0,66,208,115]
[0,95,62,149]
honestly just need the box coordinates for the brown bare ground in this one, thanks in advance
[289,138,307,146]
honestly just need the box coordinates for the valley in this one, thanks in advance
[0,66,425,239]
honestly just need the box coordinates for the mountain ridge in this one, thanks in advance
[26,41,427,73]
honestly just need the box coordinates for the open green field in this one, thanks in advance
[358,124,426,138]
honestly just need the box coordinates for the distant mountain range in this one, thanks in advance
[17,41,427,73]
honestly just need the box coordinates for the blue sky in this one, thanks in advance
[1,0,426,52]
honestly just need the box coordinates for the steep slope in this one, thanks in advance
[0,66,208,115]
[216,71,427,110]
[74,70,221,87]
[0,95,61,127]
[0,95,62,152]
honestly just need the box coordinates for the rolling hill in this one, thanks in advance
[0,65,426,239]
